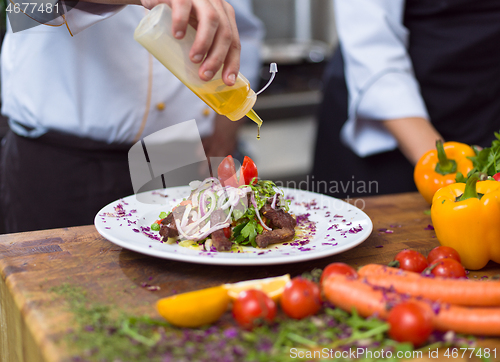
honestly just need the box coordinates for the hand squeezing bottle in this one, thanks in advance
[134,4,275,138]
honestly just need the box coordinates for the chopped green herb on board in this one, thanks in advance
[50,279,477,362]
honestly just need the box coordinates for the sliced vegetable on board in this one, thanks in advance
[414,140,474,204]
[431,173,500,270]
[156,286,230,328]
[156,275,290,328]
[224,274,290,302]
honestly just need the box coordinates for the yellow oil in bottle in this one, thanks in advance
[189,78,263,140]
[190,79,250,117]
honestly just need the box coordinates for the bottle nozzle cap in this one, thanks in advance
[256,63,278,96]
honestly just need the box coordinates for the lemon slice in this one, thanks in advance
[156,285,230,328]
[223,274,290,302]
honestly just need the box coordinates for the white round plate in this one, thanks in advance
[94,187,372,265]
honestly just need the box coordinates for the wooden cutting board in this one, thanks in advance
[1,192,499,362]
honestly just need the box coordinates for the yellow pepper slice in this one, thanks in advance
[414,140,475,204]
[431,174,500,270]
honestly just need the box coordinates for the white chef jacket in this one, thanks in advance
[334,0,430,157]
[1,0,264,144]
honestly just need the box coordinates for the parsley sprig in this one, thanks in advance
[456,132,500,182]
[231,180,286,247]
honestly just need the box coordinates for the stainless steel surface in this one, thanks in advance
[252,0,337,63]
[295,0,312,41]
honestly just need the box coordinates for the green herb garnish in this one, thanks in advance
[151,211,169,231]
[456,131,500,182]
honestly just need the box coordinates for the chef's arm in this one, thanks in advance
[383,117,443,165]
[202,115,242,158]
[334,0,438,161]
[79,0,241,87]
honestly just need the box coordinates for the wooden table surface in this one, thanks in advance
[1,192,499,362]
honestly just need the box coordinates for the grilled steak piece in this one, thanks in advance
[256,228,295,248]
[255,203,296,248]
[160,213,179,239]
[159,205,186,241]
[210,209,232,251]
[260,203,296,229]
[160,212,174,226]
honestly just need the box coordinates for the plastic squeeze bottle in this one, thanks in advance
[134,4,266,137]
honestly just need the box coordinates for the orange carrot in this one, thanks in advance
[357,264,500,307]
[432,304,500,336]
[322,274,389,319]
[323,274,500,336]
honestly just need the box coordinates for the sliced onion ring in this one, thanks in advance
[251,194,272,231]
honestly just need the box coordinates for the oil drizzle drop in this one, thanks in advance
[245,109,263,140]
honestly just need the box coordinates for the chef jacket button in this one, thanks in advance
[156,102,166,111]
[202,107,211,117]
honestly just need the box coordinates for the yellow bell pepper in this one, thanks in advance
[431,173,500,270]
[414,140,475,204]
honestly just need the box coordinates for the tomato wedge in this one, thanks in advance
[217,155,239,188]
[217,155,258,187]
[239,156,258,185]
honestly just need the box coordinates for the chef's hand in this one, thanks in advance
[202,114,241,158]
[140,0,240,86]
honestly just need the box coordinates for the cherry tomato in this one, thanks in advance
[217,155,239,188]
[493,172,500,181]
[239,156,258,185]
[320,263,357,285]
[387,302,433,347]
[280,277,321,319]
[394,249,429,273]
[427,246,461,265]
[232,289,276,330]
[223,227,231,239]
[430,258,467,278]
